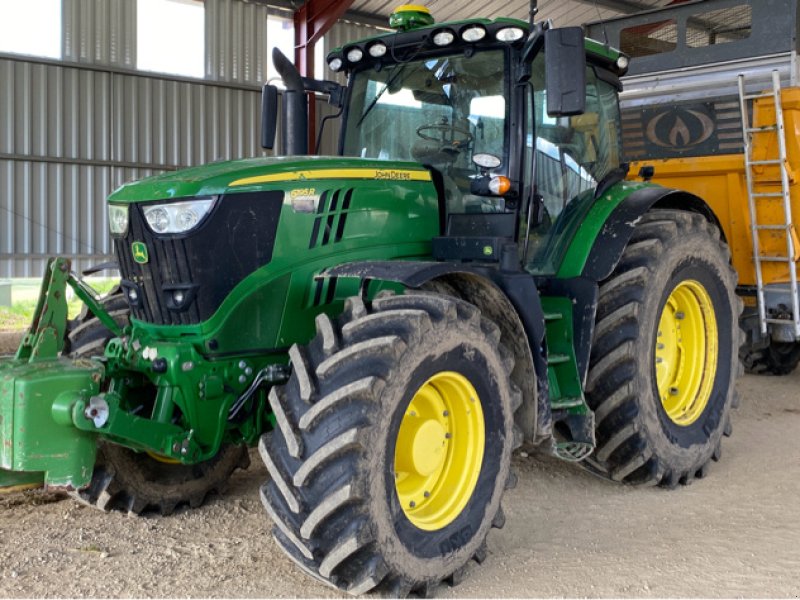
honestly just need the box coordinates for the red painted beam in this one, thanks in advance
[294,0,356,152]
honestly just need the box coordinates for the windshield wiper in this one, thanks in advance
[356,64,406,127]
[356,61,424,127]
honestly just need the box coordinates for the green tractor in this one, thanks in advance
[1,3,741,595]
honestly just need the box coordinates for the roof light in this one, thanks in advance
[495,27,524,42]
[616,55,629,70]
[346,47,363,63]
[432,29,455,46]
[461,25,486,42]
[328,56,343,71]
[368,42,388,58]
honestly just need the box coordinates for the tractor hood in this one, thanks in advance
[108,156,433,204]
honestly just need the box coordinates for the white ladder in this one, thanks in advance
[738,70,800,337]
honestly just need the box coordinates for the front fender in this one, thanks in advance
[324,260,550,445]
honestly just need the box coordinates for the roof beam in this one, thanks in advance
[566,0,656,14]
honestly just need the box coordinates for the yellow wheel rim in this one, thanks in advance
[655,280,718,426]
[394,371,485,531]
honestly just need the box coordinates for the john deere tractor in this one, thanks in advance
[0,3,740,595]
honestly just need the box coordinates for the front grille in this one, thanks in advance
[115,190,283,325]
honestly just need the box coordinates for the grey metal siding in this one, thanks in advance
[0,55,268,277]
[62,0,137,68]
[0,3,391,277]
[206,0,269,85]
[1,0,275,277]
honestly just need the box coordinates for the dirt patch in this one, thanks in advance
[0,330,24,356]
[0,372,798,597]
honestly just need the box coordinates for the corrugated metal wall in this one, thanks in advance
[206,0,269,85]
[1,0,369,277]
[0,0,381,277]
[0,61,265,276]
[62,0,137,68]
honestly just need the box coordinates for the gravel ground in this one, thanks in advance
[0,332,22,355]
[1,370,798,598]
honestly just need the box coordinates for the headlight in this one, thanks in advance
[108,204,129,236]
[143,197,216,234]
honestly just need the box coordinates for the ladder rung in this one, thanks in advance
[746,125,777,133]
[749,159,783,166]
[752,192,785,198]
[755,224,791,230]
[757,255,794,262]
[762,286,796,294]
[765,318,800,325]
[744,92,775,100]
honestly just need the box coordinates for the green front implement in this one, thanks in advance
[0,258,106,490]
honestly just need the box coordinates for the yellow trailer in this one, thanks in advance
[587,0,800,373]
[631,89,800,293]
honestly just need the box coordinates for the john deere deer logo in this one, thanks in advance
[645,106,716,150]
[132,241,149,264]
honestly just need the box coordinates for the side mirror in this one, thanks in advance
[261,84,278,150]
[544,27,586,117]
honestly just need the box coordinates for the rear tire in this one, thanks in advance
[260,291,522,595]
[66,290,249,515]
[583,210,741,486]
[742,340,800,376]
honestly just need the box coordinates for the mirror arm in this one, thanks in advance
[517,20,548,83]
[301,77,346,108]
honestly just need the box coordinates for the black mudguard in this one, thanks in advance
[324,261,552,444]
[582,186,722,281]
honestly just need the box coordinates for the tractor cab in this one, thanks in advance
[295,5,631,273]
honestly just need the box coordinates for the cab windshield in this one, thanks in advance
[343,50,508,213]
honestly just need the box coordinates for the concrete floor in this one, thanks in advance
[0,372,798,597]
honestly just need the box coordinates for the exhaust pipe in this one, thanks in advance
[272,47,308,156]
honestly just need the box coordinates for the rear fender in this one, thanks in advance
[579,186,722,282]
[552,185,722,387]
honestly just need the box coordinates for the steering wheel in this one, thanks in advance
[416,117,474,153]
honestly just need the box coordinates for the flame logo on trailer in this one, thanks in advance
[643,105,718,154]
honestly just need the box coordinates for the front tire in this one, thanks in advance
[66,290,249,515]
[72,442,250,515]
[260,291,521,595]
[584,210,740,486]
